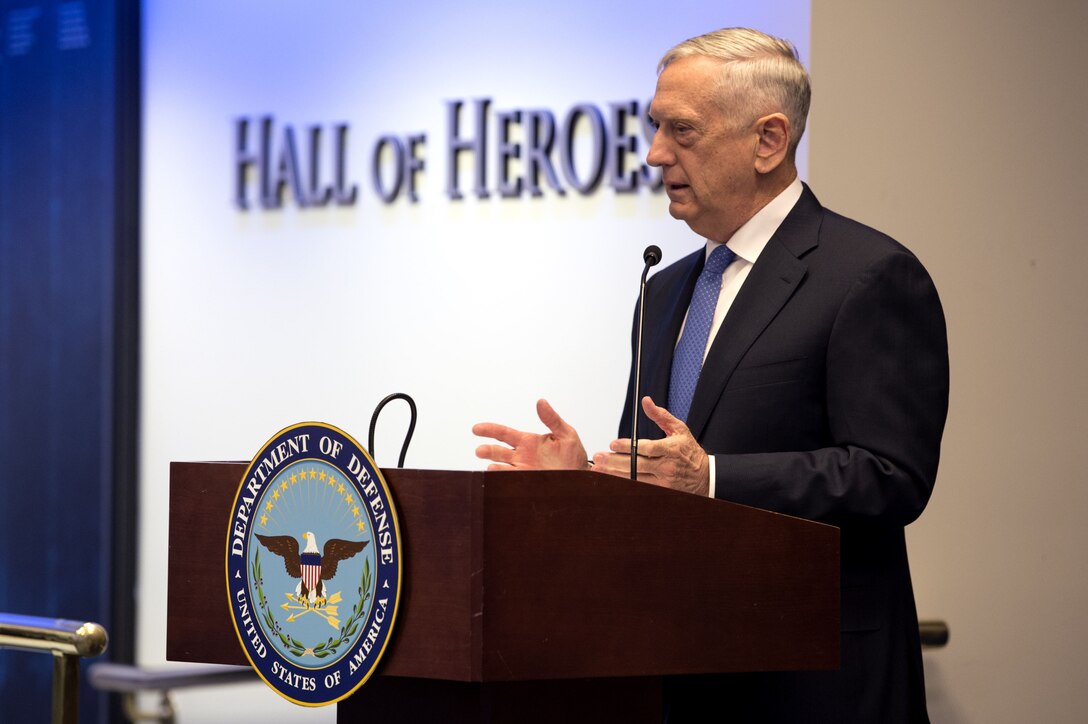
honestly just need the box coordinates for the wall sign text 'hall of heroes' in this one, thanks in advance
[234,98,663,209]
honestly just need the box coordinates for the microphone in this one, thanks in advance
[630,245,662,480]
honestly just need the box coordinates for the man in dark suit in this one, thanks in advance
[474,27,947,723]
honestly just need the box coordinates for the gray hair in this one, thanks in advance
[659,28,811,154]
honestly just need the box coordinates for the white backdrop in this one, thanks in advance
[140,2,809,719]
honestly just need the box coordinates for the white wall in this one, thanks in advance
[811,1,1088,721]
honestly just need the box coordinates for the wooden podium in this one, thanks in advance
[167,464,839,722]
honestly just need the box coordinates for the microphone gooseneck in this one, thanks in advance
[631,245,662,480]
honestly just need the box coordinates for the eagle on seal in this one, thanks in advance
[256,531,368,606]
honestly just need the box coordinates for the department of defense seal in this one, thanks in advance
[225,422,402,706]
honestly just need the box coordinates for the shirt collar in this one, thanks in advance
[705,177,804,264]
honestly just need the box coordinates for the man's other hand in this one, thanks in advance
[592,396,710,496]
[473,399,589,471]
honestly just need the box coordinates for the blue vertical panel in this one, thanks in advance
[0,2,127,722]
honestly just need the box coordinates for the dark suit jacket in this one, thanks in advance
[620,185,949,723]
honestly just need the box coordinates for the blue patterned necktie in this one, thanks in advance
[667,245,737,423]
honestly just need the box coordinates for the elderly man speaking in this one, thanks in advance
[475,27,948,723]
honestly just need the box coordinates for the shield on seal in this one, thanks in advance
[300,551,321,591]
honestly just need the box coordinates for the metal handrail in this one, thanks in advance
[88,663,258,724]
[0,612,109,724]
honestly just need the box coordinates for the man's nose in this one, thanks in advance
[646,131,670,167]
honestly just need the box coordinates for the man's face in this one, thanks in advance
[647,55,761,242]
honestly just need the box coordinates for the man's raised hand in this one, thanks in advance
[473,399,589,471]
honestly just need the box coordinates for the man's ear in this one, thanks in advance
[753,113,791,174]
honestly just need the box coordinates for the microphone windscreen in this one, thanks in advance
[643,245,662,266]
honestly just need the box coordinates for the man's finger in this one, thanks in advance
[608,437,632,454]
[472,422,523,446]
[591,451,631,477]
[536,398,572,437]
[475,444,515,464]
[608,437,669,458]
[629,437,671,458]
[641,396,688,436]
[593,451,671,486]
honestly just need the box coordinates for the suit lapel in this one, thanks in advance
[685,187,823,440]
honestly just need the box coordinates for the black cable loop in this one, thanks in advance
[368,393,417,468]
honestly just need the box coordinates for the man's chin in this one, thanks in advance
[667,200,691,221]
[668,206,716,239]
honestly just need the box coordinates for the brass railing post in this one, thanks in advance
[0,613,109,724]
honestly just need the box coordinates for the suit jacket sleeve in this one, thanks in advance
[712,248,949,527]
